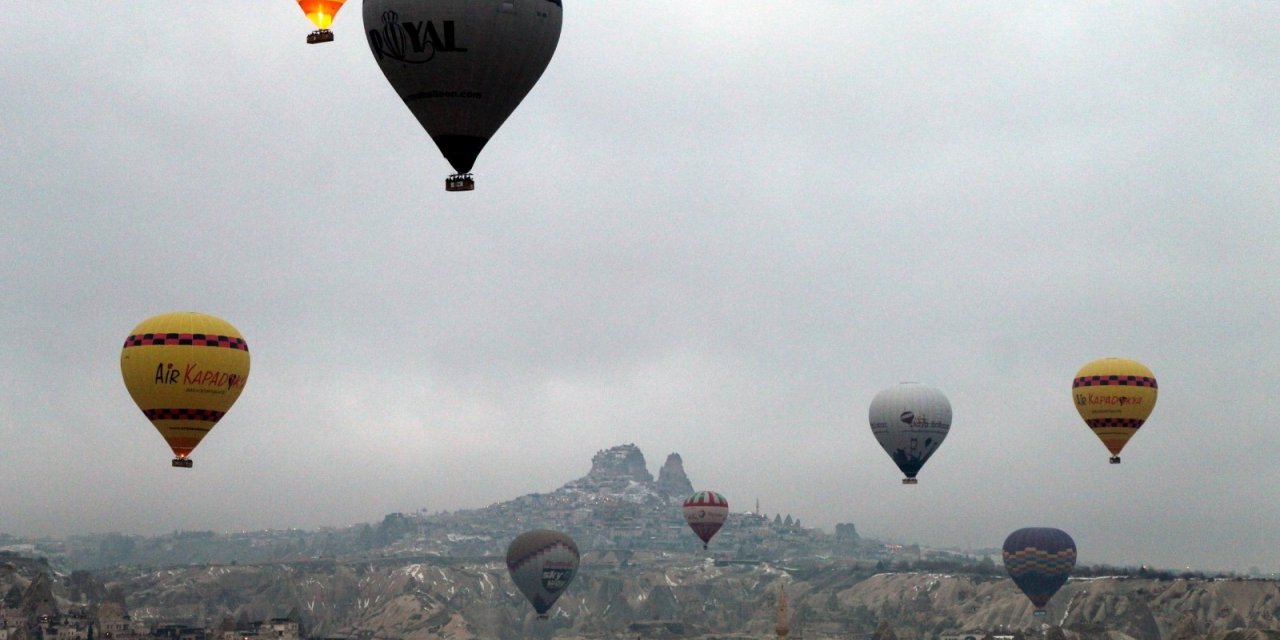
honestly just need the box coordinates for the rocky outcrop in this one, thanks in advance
[560,445,693,503]
[1169,614,1204,640]
[1209,632,1280,640]
[20,571,58,621]
[873,620,899,640]
[1066,585,1163,640]
[584,444,653,484]
[656,453,694,497]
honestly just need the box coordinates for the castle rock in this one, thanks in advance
[656,452,694,497]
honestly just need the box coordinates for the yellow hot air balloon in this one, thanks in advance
[299,0,346,44]
[120,312,250,468]
[1072,357,1157,464]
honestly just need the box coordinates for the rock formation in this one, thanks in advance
[585,443,652,483]
[20,572,58,622]
[656,452,694,497]
[873,619,899,640]
[1169,614,1204,640]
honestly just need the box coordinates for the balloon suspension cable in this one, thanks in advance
[307,29,334,44]
[1109,456,1121,464]
[902,477,918,485]
[446,173,476,191]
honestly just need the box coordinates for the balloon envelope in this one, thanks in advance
[683,490,729,549]
[298,0,346,29]
[1072,357,1157,462]
[1003,527,1077,614]
[362,0,563,175]
[120,312,250,463]
[868,383,952,483]
[506,529,579,619]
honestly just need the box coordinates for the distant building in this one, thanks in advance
[93,603,131,639]
[262,617,300,639]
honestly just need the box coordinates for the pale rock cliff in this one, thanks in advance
[656,453,694,498]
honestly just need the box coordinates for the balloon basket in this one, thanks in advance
[446,174,475,191]
[1109,456,1121,464]
[171,457,193,468]
[902,478,918,485]
[1033,610,1047,617]
[307,29,334,44]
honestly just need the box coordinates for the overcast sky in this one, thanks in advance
[2,2,1277,573]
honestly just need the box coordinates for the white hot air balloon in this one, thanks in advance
[363,0,563,191]
[868,383,952,484]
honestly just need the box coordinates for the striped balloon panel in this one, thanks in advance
[684,490,728,508]
[687,521,724,544]
[1004,548,1077,576]
[1072,375,1157,389]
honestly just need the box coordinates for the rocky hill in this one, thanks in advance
[4,445,1278,639]
[794,572,1280,640]
[656,453,694,498]
[48,445,781,571]
[6,552,1280,640]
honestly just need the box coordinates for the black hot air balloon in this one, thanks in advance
[364,0,563,190]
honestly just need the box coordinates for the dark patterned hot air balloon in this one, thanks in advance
[1002,527,1077,616]
[683,490,729,550]
[506,529,579,620]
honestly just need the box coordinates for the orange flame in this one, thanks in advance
[298,0,346,30]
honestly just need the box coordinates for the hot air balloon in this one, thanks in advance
[299,0,346,43]
[1072,357,1158,464]
[683,490,729,550]
[868,383,952,484]
[506,529,579,620]
[1003,527,1077,616]
[363,0,563,191]
[120,312,250,468]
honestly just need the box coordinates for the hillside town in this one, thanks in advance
[377,444,873,561]
[22,445,897,570]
